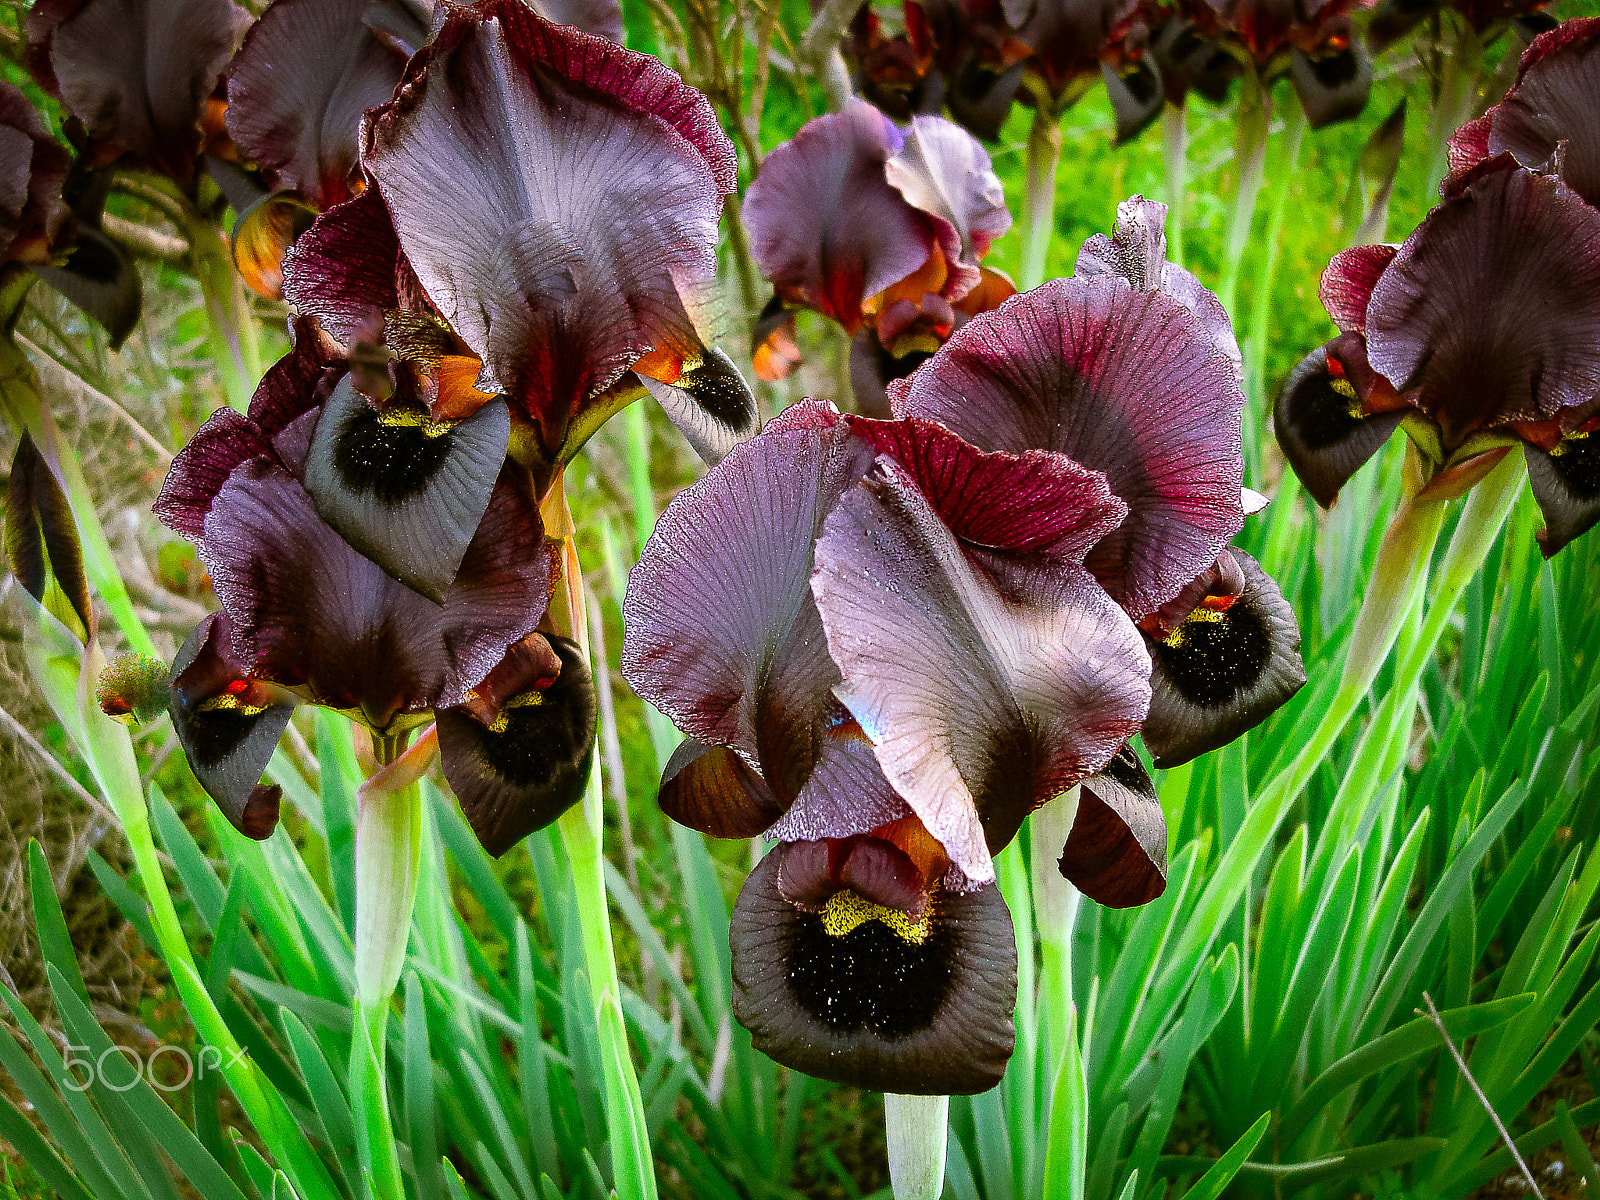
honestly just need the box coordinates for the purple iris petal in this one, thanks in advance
[1484,18,1600,207]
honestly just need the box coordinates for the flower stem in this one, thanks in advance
[1214,68,1269,322]
[546,477,660,1200]
[1421,19,1484,198]
[1020,106,1063,291]
[353,751,423,1031]
[181,210,263,414]
[885,1093,949,1200]
[1161,103,1188,270]
[1030,787,1082,1074]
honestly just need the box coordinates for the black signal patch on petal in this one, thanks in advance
[657,737,787,839]
[169,613,295,840]
[1525,426,1600,556]
[303,376,511,601]
[730,843,1016,1095]
[1274,335,1403,508]
[635,346,759,465]
[1142,549,1306,768]
[439,635,597,857]
[1064,745,1166,908]
[1289,42,1372,130]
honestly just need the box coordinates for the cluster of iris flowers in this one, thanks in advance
[151,0,757,856]
[624,198,1306,1094]
[1276,16,1600,554]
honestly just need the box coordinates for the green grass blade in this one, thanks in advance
[28,839,88,1004]
[1180,1111,1269,1200]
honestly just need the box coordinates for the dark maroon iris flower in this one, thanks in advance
[1278,27,1600,553]
[622,200,1302,1092]
[155,321,594,855]
[1366,0,1554,56]
[744,99,1013,416]
[279,0,753,489]
[1178,0,1371,127]
[26,0,247,194]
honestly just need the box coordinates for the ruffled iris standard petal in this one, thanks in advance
[302,376,511,601]
[1141,548,1306,768]
[1485,18,1600,207]
[201,458,554,730]
[730,841,1017,1094]
[361,0,737,459]
[891,275,1246,620]
[1065,744,1165,907]
[225,0,419,211]
[1524,423,1600,557]
[621,401,876,807]
[28,0,244,191]
[1364,168,1600,438]
[1274,334,1405,507]
[812,457,1151,885]
[1318,243,1397,335]
[169,612,294,839]
[438,634,596,856]
[744,100,935,332]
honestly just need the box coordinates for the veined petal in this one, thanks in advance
[730,842,1016,1094]
[302,376,511,601]
[1065,744,1165,907]
[891,276,1245,619]
[621,400,875,805]
[1319,243,1397,335]
[634,346,759,466]
[438,634,596,856]
[282,186,404,345]
[657,737,787,839]
[169,612,294,839]
[883,114,1011,301]
[362,0,735,456]
[744,99,935,331]
[1365,168,1600,435]
[202,459,553,729]
[813,457,1151,885]
[1274,334,1404,508]
[225,0,417,210]
[1141,548,1305,768]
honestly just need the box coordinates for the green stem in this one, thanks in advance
[1021,106,1064,291]
[884,1093,949,1200]
[1421,21,1483,199]
[181,211,263,414]
[624,403,656,554]
[1029,787,1081,1074]
[1242,96,1307,482]
[1214,69,1270,323]
[1161,103,1188,270]
[353,765,423,1023]
[0,337,155,655]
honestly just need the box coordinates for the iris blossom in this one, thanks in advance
[280,0,755,513]
[155,322,594,855]
[744,98,1013,416]
[622,199,1303,1093]
[1276,18,1600,554]
[224,0,624,297]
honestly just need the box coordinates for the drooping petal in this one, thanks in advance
[232,190,319,300]
[30,226,142,348]
[0,84,70,264]
[621,400,876,806]
[1141,548,1306,768]
[744,99,935,331]
[1103,58,1164,144]
[202,459,553,729]
[634,346,759,466]
[301,376,511,601]
[1273,334,1404,507]
[882,114,1011,301]
[812,457,1151,885]
[1486,17,1600,206]
[361,0,737,459]
[1364,168,1600,436]
[891,275,1245,619]
[438,634,596,856]
[225,0,417,211]
[657,737,787,839]
[1288,39,1371,130]
[1524,423,1600,556]
[169,612,294,839]
[29,0,245,190]
[1074,195,1241,374]
[766,725,915,843]
[1063,744,1165,907]
[730,842,1016,1094]
[1318,243,1397,335]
